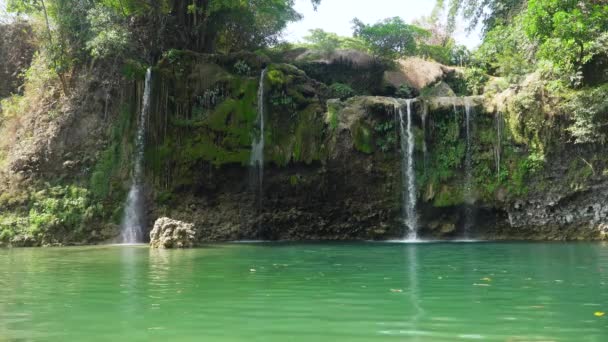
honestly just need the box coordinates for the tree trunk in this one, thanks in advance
[40,0,70,96]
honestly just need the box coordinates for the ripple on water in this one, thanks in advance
[0,242,607,341]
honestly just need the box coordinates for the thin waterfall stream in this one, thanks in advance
[397,99,418,240]
[121,68,152,244]
[421,103,428,172]
[495,112,503,180]
[463,99,474,237]
[250,68,267,208]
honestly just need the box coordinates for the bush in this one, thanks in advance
[86,6,130,59]
[564,85,608,144]
[234,60,252,76]
[395,84,415,98]
[329,83,355,100]
[463,68,489,95]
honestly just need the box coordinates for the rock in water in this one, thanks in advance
[150,218,196,249]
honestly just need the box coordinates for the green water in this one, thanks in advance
[1,242,607,341]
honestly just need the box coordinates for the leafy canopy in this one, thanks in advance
[434,0,526,35]
[524,0,608,72]
[352,17,429,59]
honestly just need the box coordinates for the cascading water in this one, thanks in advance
[250,69,267,207]
[463,99,474,237]
[397,99,418,241]
[121,68,152,244]
[421,103,428,173]
[494,112,503,180]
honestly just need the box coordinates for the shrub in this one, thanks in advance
[329,83,355,100]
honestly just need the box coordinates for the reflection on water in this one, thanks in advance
[0,243,607,341]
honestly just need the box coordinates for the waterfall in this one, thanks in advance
[463,99,474,237]
[421,103,428,173]
[494,112,503,180]
[397,99,418,240]
[250,69,267,207]
[121,68,152,244]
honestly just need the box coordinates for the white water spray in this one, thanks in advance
[494,112,503,180]
[250,69,267,205]
[463,99,474,237]
[421,103,428,172]
[121,68,152,244]
[397,99,418,240]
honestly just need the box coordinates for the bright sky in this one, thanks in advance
[285,0,482,49]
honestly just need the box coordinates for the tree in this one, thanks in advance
[412,15,452,47]
[474,14,534,80]
[352,17,429,59]
[524,0,608,73]
[167,0,322,53]
[303,29,341,56]
[434,0,525,36]
[86,5,130,59]
[7,0,73,95]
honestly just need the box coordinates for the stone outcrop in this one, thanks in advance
[384,57,460,91]
[0,20,35,100]
[3,46,608,246]
[149,217,196,248]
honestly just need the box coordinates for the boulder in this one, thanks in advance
[384,57,459,90]
[150,217,196,248]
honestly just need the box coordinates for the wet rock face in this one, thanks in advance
[504,182,608,240]
[150,218,196,248]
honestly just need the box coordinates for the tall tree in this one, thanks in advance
[434,0,526,36]
[352,17,429,59]
[524,0,608,72]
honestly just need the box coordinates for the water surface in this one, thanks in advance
[1,242,607,341]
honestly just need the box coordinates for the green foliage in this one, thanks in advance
[463,67,489,95]
[86,5,130,59]
[325,102,340,131]
[434,0,526,35]
[304,29,342,56]
[374,120,396,152]
[0,184,106,245]
[450,45,471,66]
[233,60,252,76]
[418,108,465,205]
[28,186,102,236]
[205,0,308,53]
[90,105,131,198]
[329,83,355,100]
[121,59,147,80]
[563,85,608,144]
[395,84,415,98]
[524,0,608,74]
[352,17,430,59]
[352,121,373,154]
[418,43,452,65]
[473,15,534,81]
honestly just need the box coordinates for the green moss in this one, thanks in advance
[267,103,325,166]
[565,157,594,190]
[326,104,339,130]
[90,105,132,199]
[374,119,397,153]
[121,59,147,80]
[289,175,299,186]
[433,185,464,207]
[352,121,373,154]
[267,69,285,85]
